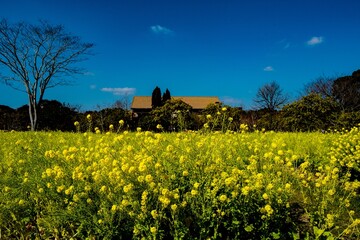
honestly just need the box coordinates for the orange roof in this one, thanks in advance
[131,96,220,110]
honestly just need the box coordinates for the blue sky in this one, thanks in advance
[0,0,360,110]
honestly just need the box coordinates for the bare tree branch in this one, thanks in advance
[303,75,334,98]
[0,18,94,130]
[253,81,288,111]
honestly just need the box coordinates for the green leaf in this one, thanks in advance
[244,224,254,232]
[271,231,281,239]
[291,232,300,240]
[313,226,325,238]
[232,220,240,225]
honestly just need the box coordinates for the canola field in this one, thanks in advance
[1,127,360,239]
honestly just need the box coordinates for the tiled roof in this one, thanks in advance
[131,96,220,110]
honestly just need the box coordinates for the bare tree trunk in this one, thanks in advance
[0,19,93,131]
[27,94,38,131]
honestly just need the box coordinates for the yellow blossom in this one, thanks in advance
[171,204,178,211]
[151,210,158,219]
[111,205,118,212]
[262,193,269,200]
[145,174,153,182]
[219,194,227,202]
[150,227,157,234]
[191,190,198,196]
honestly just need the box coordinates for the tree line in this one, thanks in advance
[0,18,359,132]
[1,68,359,132]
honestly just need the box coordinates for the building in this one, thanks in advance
[131,96,220,114]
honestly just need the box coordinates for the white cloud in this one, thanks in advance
[264,66,274,72]
[220,96,243,107]
[84,71,95,76]
[90,84,97,89]
[307,36,324,46]
[150,25,173,35]
[101,87,136,96]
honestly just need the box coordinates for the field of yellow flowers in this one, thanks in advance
[1,126,360,239]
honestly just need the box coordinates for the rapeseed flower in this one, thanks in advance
[262,193,269,200]
[171,204,178,211]
[264,204,274,215]
[151,210,158,219]
[145,174,153,182]
[111,205,117,212]
[219,194,227,202]
[150,227,157,234]
[123,184,133,193]
[241,186,250,196]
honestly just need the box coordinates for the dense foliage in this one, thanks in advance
[280,93,340,132]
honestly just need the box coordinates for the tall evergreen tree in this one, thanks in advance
[162,88,171,104]
[151,86,162,109]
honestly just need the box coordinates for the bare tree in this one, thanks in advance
[113,94,132,110]
[303,75,334,98]
[254,81,288,111]
[0,19,93,130]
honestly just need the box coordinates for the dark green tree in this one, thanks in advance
[334,111,360,130]
[37,100,78,131]
[151,99,193,131]
[201,103,244,131]
[0,105,15,130]
[280,93,339,131]
[14,105,30,131]
[332,69,360,112]
[162,88,171,104]
[151,86,162,109]
[88,107,126,132]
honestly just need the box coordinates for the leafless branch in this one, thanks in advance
[0,18,94,130]
[254,81,288,111]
